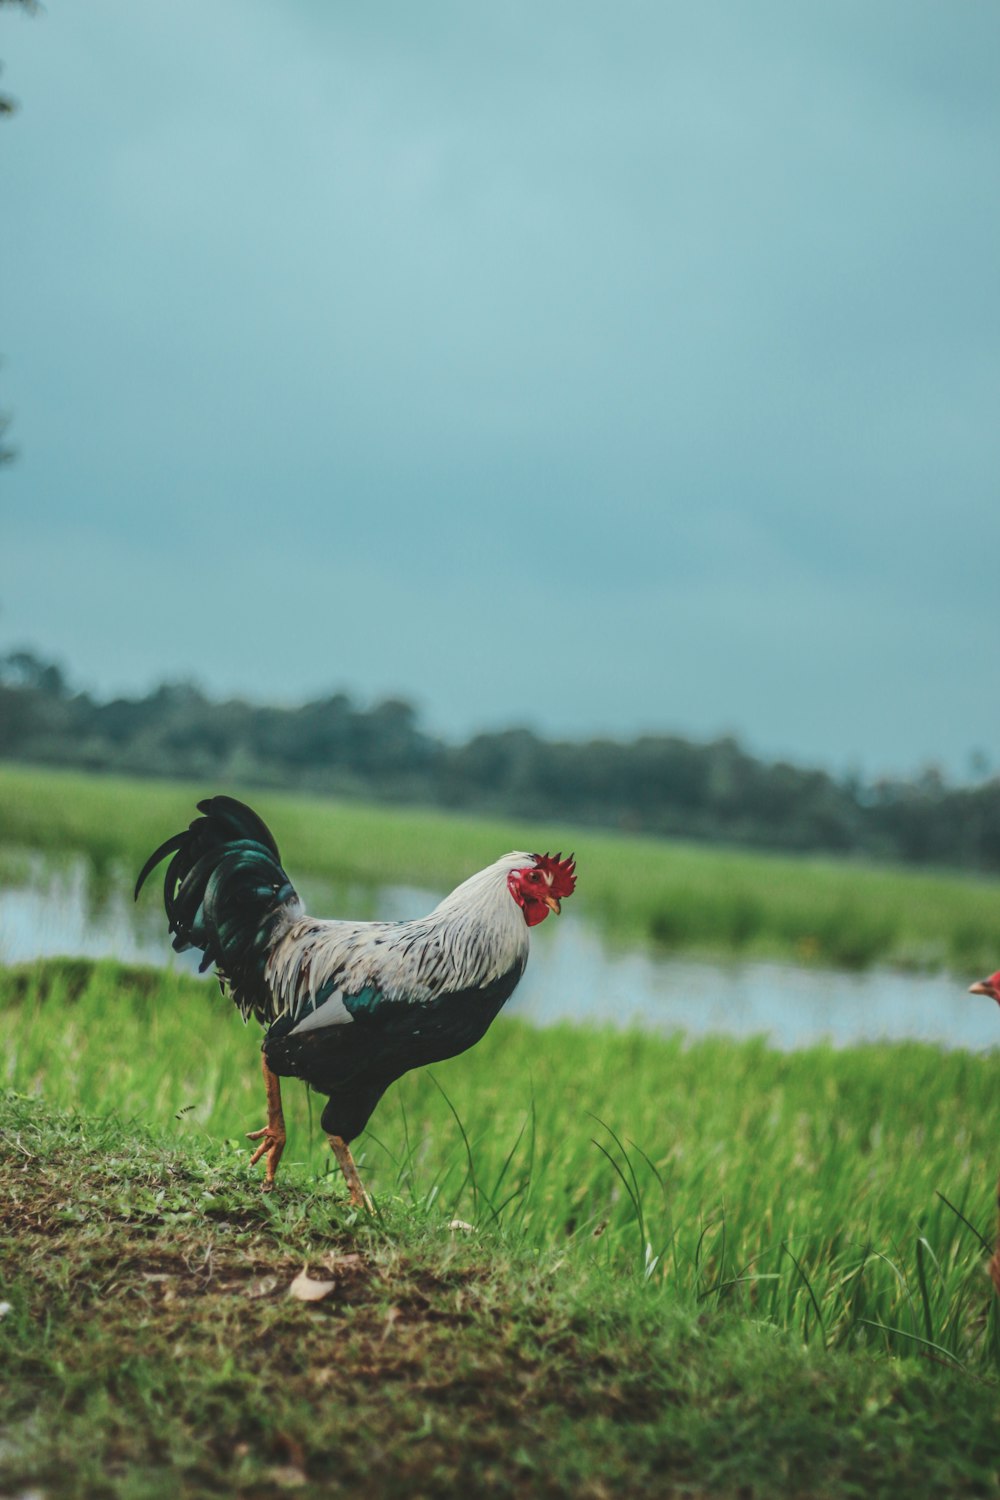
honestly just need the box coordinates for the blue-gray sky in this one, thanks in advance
[2,1,998,777]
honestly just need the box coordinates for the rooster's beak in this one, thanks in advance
[969,980,992,997]
[543,894,562,916]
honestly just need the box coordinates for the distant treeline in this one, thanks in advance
[2,648,999,872]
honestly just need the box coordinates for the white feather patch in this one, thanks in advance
[288,989,354,1034]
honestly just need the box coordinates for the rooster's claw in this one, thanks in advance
[247,1124,286,1190]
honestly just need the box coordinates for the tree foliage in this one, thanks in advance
[2,648,998,871]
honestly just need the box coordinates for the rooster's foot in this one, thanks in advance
[247,1124,286,1191]
[328,1134,374,1213]
[248,1054,287,1191]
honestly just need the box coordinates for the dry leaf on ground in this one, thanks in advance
[288,1266,336,1302]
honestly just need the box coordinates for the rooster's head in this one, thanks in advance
[507,852,577,928]
[969,971,1000,1006]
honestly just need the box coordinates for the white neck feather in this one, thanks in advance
[427,851,532,982]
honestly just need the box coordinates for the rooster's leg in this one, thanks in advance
[327,1134,374,1213]
[247,1053,286,1191]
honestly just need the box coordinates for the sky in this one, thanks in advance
[1,1,998,778]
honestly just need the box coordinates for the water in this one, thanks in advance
[0,856,995,1053]
[525,916,997,1052]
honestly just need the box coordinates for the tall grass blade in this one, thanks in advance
[936,1190,992,1254]
[491,1115,528,1204]
[856,1319,967,1371]
[782,1243,827,1348]
[589,1114,647,1260]
[427,1071,485,1221]
[915,1237,935,1344]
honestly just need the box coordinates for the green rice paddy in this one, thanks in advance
[1,761,999,971]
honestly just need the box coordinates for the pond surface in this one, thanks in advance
[0,857,995,1053]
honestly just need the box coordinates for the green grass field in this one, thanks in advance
[3,960,1000,1496]
[1,761,999,970]
[5,1089,999,1500]
[3,765,1000,1495]
[4,957,1000,1368]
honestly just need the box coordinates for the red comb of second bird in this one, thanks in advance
[532,851,577,897]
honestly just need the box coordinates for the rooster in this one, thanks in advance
[969,970,1000,1295]
[135,796,576,1209]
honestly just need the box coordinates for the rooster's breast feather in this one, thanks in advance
[261,914,528,1103]
[260,860,533,1094]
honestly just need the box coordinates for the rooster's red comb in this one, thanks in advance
[531,851,577,898]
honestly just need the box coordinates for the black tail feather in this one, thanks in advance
[134,831,185,902]
[135,795,301,1022]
